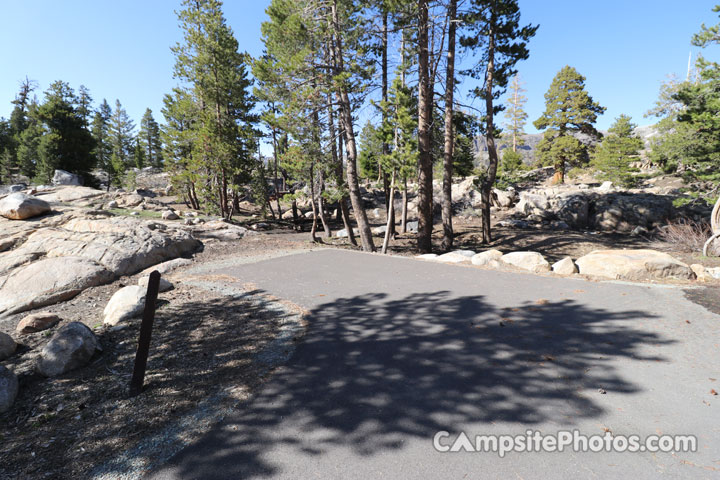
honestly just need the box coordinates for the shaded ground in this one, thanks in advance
[150,249,720,479]
[0,242,306,480]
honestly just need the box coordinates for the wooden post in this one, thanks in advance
[129,270,161,396]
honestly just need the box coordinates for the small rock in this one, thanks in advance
[372,208,381,219]
[597,181,613,192]
[129,211,140,216]
[471,249,503,266]
[415,253,438,260]
[0,366,18,413]
[405,221,419,233]
[16,312,61,335]
[103,286,147,326]
[0,193,51,220]
[631,226,649,237]
[690,264,714,282]
[161,210,179,220]
[552,257,578,275]
[0,332,17,360]
[107,200,118,209]
[137,275,174,292]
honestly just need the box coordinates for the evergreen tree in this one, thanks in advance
[452,110,478,177]
[502,74,528,152]
[107,99,135,185]
[534,65,605,183]
[16,100,42,179]
[358,121,382,180]
[592,114,643,187]
[76,85,93,127]
[33,81,96,184]
[500,148,523,174]
[91,99,113,188]
[133,137,146,169]
[460,0,538,242]
[139,108,163,168]
[171,0,257,218]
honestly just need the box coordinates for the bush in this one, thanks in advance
[654,219,717,254]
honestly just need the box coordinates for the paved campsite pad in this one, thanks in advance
[149,249,720,479]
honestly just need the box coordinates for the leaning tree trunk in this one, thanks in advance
[318,173,331,238]
[441,0,457,252]
[416,0,434,253]
[704,195,720,256]
[331,0,375,252]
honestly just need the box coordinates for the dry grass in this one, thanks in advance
[653,219,718,255]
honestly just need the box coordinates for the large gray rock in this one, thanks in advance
[103,285,147,326]
[0,257,114,317]
[162,210,180,220]
[575,249,694,280]
[0,331,16,360]
[37,322,99,377]
[556,194,590,228]
[52,169,82,186]
[501,251,551,273]
[0,193,51,220]
[0,366,18,413]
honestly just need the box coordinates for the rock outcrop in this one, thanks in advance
[0,257,114,316]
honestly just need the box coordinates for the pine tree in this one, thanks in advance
[503,74,528,152]
[592,114,643,187]
[171,0,257,218]
[460,0,538,243]
[76,85,93,127]
[107,99,135,185]
[139,108,163,168]
[534,65,605,183]
[34,81,96,184]
[358,121,382,180]
[91,99,113,189]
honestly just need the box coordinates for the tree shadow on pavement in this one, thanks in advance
[155,290,672,479]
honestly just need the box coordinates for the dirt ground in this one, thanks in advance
[0,237,308,480]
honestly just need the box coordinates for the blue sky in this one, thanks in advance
[0,0,716,139]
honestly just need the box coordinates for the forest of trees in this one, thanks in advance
[1,1,720,253]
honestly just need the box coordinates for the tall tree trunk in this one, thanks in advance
[291,198,300,230]
[381,10,395,237]
[381,170,396,254]
[318,173,331,237]
[417,0,434,253]
[401,178,408,233]
[331,0,375,252]
[481,9,498,244]
[337,122,357,246]
[310,162,318,242]
[271,116,283,218]
[329,92,357,246]
[441,0,457,252]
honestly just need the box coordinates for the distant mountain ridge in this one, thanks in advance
[474,125,658,167]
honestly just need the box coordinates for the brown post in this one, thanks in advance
[129,270,161,396]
